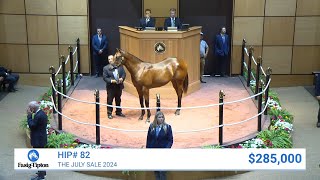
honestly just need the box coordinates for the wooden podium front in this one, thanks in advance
[119,26,201,99]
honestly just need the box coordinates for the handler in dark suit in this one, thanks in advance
[164,8,182,30]
[92,28,108,77]
[139,9,156,29]
[27,101,48,180]
[0,66,19,92]
[103,55,126,119]
[146,111,173,180]
[214,26,230,77]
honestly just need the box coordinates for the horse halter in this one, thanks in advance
[115,52,125,65]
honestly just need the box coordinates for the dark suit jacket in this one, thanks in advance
[27,110,48,147]
[103,64,126,89]
[0,66,8,78]
[164,17,182,30]
[214,34,230,57]
[92,34,108,56]
[146,124,173,148]
[139,17,156,29]
[316,75,320,97]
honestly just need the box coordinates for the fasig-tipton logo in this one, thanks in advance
[154,42,166,54]
[28,149,39,162]
[17,149,49,169]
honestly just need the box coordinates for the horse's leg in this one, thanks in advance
[137,88,145,120]
[172,80,182,115]
[142,87,151,123]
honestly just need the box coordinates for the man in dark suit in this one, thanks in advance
[103,55,126,119]
[27,101,48,180]
[139,9,156,29]
[0,66,19,92]
[214,26,230,77]
[164,8,182,30]
[92,28,108,78]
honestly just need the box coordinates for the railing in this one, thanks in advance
[240,38,272,115]
[47,38,273,146]
[49,38,81,114]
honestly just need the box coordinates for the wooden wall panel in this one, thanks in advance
[233,17,264,45]
[294,17,320,45]
[0,44,29,72]
[155,18,166,27]
[58,16,88,44]
[28,45,59,73]
[0,15,27,43]
[19,73,51,86]
[57,0,88,15]
[234,0,265,16]
[58,45,90,74]
[292,46,320,74]
[144,0,178,17]
[270,75,313,87]
[0,0,25,14]
[296,0,320,16]
[263,17,295,45]
[262,46,292,74]
[265,0,296,16]
[25,0,57,15]
[26,15,58,44]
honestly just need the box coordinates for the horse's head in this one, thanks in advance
[114,48,126,66]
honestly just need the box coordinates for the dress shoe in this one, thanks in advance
[94,74,99,78]
[108,114,113,119]
[30,176,45,180]
[317,122,320,128]
[116,113,126,117]
[200,80,206,83]
[8,88,17,92]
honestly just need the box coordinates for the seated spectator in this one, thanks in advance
[0,66,19,92]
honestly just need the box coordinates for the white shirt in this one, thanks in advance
[98,35,102,44]
[35,108,40,114]
[113,69,119,81]
[171,17,175,27]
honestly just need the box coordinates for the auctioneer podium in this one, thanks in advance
[119,26,201,99]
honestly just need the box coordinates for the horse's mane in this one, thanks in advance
[123,51,144,63]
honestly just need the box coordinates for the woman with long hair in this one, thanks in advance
[146,111,173,180]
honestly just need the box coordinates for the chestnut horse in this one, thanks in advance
[114,49,189,122]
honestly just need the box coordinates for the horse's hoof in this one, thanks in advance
[175,111,180,116]
[138,116,143,121]
[145,118,150,123]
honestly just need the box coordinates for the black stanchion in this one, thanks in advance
[156,94,160,112]
[61,55,66,98]
[57,80,62,130]
[49,66,56,114]
[95,90,100,145]
[69,46,74,86]
[76,38,81,76]
[240,39,246,76]
[255,56,262,100]
[219,90,225,145]
[258,83,263,132]
[247,47,253,87]
[264,68,272,115]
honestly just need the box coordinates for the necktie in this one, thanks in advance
[171,18,175,27]
[146,18,149,24]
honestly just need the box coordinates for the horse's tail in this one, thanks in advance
[183,73,189,93]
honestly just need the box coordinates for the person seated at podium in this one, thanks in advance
[164,8,182,30]
[139,9,155,29]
